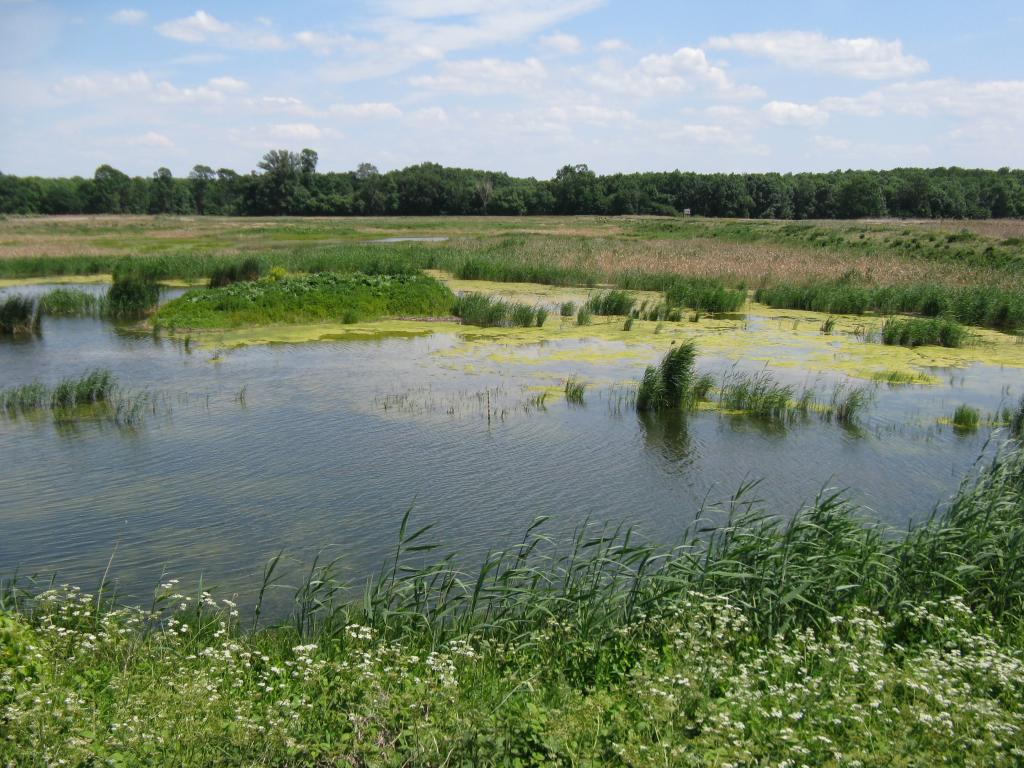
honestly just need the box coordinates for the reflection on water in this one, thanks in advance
[0,283,1019,612]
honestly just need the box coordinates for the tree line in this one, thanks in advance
[2,150,1023,219]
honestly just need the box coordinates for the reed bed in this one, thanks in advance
[717,369,796,421]
[2,447,1024,765]
[635,341,711,412]
[881,317,966,348]
[583,290,635,316]
[37,288,101,317]
[105,268,161,318]
[952,404,981,431]
[0,295,40,334]
[564,376,586,405]
[451,292,543,328]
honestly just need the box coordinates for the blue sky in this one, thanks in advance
[2,0,1022,177]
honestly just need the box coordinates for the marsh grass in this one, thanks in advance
[38,288,101,317]
[564,376,586,405]
[208,256,263,288]
[717,369,795,421]
[635,341,702,412]
[622,316,634,331]
[952,404,981,431]
[822,382,874,426]
[451,293,540,328]
[662,276,746,313]
[881,317,966,348]
[0,295,40,334]
[575,306,592,326]
[1010,396,1024,438]
[106,268,160,319]
[559,300,575,317]
[583,290,635,316]
[820,316,836,335]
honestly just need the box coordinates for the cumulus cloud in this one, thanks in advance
[761,100,828,127]
[269,123,323,140]
[597,38,627,52]
[330,102,403,118]
[590,47,763,99]
[821,79,1024,120]
[127,131,173,147]
[109,9,146,25]
[52,71,250,105]
[156,10,286,50]
[707,31,928,80]
[410,57,545,94]
[539,32,582,55]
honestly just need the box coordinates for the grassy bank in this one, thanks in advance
[154,272,454,329]
[3,447,1024,766]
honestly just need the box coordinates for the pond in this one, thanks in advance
[1,280,1020,613]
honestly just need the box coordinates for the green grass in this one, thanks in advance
[953,403,981,431]
[635,341,702,412]
[820,316,836,334]
[157,272,455,329]
[451,293,542,328]
[3,448,1024,765]
[1012,396,1024,438]
[755,280,1024,333]
[662,276,747,313]
[575,306,592,326]
[208,256,263,288]
[559,300,575,317]
[38,288,100,317]
[717,369,795,421]
[822,382,874,426]
[0,295,39,334]
[881,317,966,348]
[564,376,586,405]
[106,268,160,319]
[583,290,635,316]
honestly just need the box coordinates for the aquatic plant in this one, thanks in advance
[559,301,576,317]
[881,317,965,348]
[0,295,40,335]
[584,290,635,316]
[718,369,795,421]
[451,292,538,328]
[823,382,874,426]
[208,257,263,288]
[1010,396,1024,438]
[663,276,746,313]
[564,376,585,405]
[49,369,115,410]
[159,272,454,329]
[575,307,592,326]
[635,341,699,412]
[535,307,548,327]
[622,316,633,331]
[38,288,100,317]
[820,316,836,334]
[952,404,980,431]
[106,268,160,318]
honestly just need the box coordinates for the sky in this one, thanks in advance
[1,0,1023,178]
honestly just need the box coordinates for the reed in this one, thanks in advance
[717,369,795,421]
[820,316,836,334]
[559,301,576,317]
[106,268,160,318]
[564,376,586,405]
[881,317,966,348]
[952,404,980,431]
[622,316,634,331]
[575,306,592,326]
[0,295,40,334]
[823,382,873,426]
[583,290,635,316]
[208,256,263,288]
[1011,396,1024,438]
[635,341,700,412]
[38,288,101,317]
[451,292,539,328]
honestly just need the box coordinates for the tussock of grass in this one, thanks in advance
[157,272,454,329]
[718,369,795,421]
[208,256,263,288]
[663,276,746,313]
[559,300,575,317]
[564,376,585,405]
[38,288,100,317]
[575,306,592,326]
[3,449,1024,765]
[1012,396,1024,438]
[822,382,873,426]
[451,293,542,328]
[952,403,980,431]
[583,290,635,316]
[0,295,40,334]
[106,268,160,319]
[635,341,703,412]
[881,317,966,348]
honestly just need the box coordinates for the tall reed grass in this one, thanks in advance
[451,293,543,328]
[0,295,40,334]
[881,317,966,348]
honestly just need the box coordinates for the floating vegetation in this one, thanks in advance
[208,257,263,288]
[38,288,101,317]
[564,376,586,405]
[636,341,701,412]
[451,293,541,328]
[881,317,966,348]
[952,404,981,432]
[0,295,40,335]
[871,369,932,386]
[584,290,635,316]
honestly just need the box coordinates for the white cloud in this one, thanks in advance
[590,47,763,99]
[127,131,173,147]
[539,32,581,55]
[813,135,852,151]
[156,10,286,50]
[662,124,739,144]
[821,79,1024,121]
[245,95,315,116]
[109,9,146,25]
[546,104,635,125]
[707,31,928,80]
[762,100,828,127]
[269,123,323,140]
[412,106,448,123]
[207,76,248,92]
[410,57,545,94]
[597,38,627,52]
[330,102,403,118]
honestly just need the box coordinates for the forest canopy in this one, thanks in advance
[2,151,1022,219]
